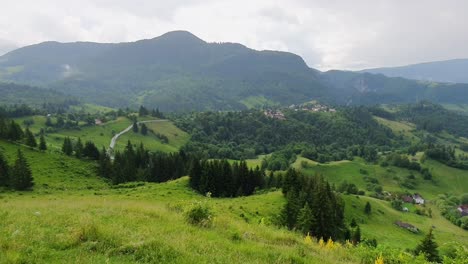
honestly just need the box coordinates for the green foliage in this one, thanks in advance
[62,137,73,156]
[24,128,37,147]
[280,169,345,240]
[0,151,9,187]
[364,202,372,215]
[414,228,441,263]
[185,202,213,227]
[177,108,395,162]
[10,149,34,190]
[39,134,47,150]
[140,123,148,135]
[189,159,264,197]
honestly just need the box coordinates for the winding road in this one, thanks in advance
[108,119,168,158]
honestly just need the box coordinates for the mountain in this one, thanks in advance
[362,59,468,84]
[2,31,468,110]
[0,82,78,107]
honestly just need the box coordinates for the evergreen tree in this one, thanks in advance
[98,147,112,178]
[24,128,37,147]
[62,137,73,156]
[132,121,139,133]
[0,151,10,187]
[10,149,34,190]
[74,137,83,158]
[45,116,53,126]
[139,106,149,116]
[364,201,372,215]
[8,120,23,141]
[351,225,361,245]
[83,141,100,160]
[39,134,47,151]
[141,123,148,135]
[296,202,314,234]
[414,228,440,262]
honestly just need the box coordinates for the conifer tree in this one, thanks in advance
[141,123,148,135]
[83,141,100,160]
[139,106,149,116]
[351,225,361,245]
[364,201,372,215]
[297,202,314,234]
[414,228,440,262]
[39,134,47,151]
[62,137,73,155]
[8,120,23,141]
[98,147,112,178]
[10,149,34,190]
[74,137,83,158]
[0,151,10,187]
[132,121,139,133]
[24,128,37,147]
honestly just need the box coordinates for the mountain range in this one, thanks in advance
[362,59,468,84]
[1,30,468,111]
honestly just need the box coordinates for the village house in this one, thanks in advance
[95,119,103,125]
[412,194,425,205]
[458,205,468,216]
[402,195,413,203]
[264,110,286,120]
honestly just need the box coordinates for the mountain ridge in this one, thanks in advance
[2,31,468,111]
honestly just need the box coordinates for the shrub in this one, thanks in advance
[185,202,213,227]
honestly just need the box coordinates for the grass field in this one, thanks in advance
[1,140,467,263]
[14,116,189,153]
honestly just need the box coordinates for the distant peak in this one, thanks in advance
[156,30,206,43]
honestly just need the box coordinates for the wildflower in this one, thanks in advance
[375,254,384,264]
[304,232,313,245]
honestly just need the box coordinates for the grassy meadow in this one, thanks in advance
[13,115,189,153]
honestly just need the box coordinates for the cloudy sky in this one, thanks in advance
[0,0,467,70]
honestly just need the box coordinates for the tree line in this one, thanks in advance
[97,141,190,184]
[189,159,265,197]
[0,149,34,191]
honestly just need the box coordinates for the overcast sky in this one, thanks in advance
[0,0,467,70]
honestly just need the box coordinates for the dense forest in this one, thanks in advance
[175,108,396,163]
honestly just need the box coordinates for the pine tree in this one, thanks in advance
[141,123,148,135]
[8,120,23,141]
[39,134,47,151]
[83,141,100,160]
[296,202,314,234]
[10,149,34,190]
[132,121,139,133]
[74,137,83,158]
[0,151,10,187]
[364,201,372,215]
[139,106,149,117]
[24,128,37,147]
[62,137,73,156]
[414,228,441,262]
[351,225,361,245]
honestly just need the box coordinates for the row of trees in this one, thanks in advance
[189,159,265,197]
[61,137,99,160]
[0,150,34,190]
[98,141,190,184]
[0,115,47,150]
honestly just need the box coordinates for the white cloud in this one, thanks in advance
[0,0,467,70]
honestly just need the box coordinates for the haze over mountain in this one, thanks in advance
[362,59,468,84]
[1,30,468,111]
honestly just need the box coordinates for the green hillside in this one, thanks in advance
[1,139,466,263]
[13,115,189,153]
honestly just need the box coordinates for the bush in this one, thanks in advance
[185,202,213,227]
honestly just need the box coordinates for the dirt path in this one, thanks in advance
[108,119,168,158]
